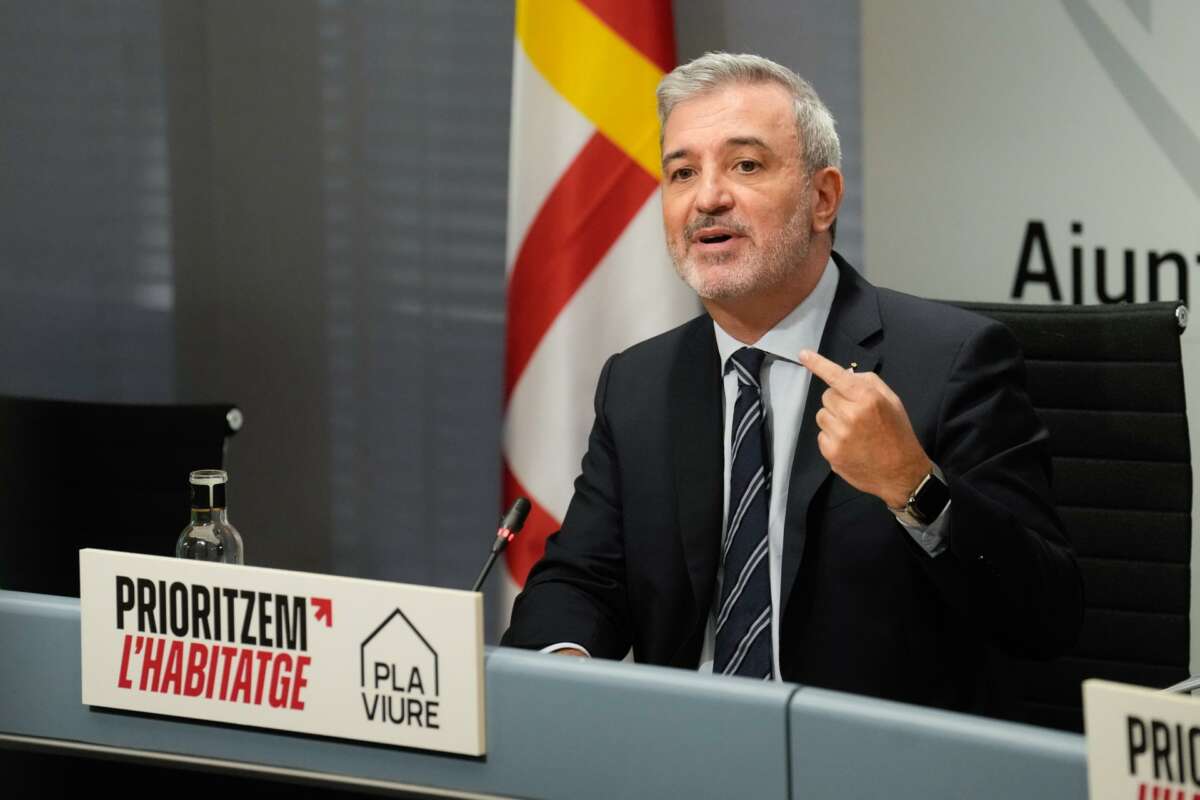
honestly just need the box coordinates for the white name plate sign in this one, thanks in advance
[79,549,485,756]
[1085,679,1200,800]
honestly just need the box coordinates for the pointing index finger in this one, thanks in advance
[799,349,850,391]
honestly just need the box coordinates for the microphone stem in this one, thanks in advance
[472,550,500,593]
[472,500,527,593]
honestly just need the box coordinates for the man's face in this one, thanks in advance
[660,82,813,301]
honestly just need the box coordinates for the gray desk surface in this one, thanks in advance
[0,590,1087,799]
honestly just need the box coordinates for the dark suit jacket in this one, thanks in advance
[502,253,1083,712]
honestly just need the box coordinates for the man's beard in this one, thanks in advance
[668,202,812,301]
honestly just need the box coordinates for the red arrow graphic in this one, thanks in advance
[312,597,333,627]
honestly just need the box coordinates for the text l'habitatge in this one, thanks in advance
[113,576,311,710]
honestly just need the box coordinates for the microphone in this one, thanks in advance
[471,498,531,592]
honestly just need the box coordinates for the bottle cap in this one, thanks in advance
[189,469,228,509]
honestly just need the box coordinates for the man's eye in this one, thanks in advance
[735,160,759,173]
[671,167,695,181]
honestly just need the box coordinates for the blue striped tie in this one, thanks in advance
[714,347,774,679]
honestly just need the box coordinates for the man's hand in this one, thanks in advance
[551,648,589,658]
[799,350,932,509]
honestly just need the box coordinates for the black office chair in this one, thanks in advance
[950,301,1192,732]
[0,396,242,597]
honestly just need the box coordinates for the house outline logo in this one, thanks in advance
[360,607,439,696]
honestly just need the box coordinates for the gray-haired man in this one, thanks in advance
[502,52,1081,713]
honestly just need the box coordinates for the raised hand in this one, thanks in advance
[799,349,933,509]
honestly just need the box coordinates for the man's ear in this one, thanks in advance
[809,167,844,236]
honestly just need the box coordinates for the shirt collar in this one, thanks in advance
[713,256,840,370]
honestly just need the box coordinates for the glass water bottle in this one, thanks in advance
[176,469,244,564]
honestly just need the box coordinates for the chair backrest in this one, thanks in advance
[0,396,242,597]
[950,301,1192,732]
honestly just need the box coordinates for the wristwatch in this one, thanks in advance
[893,470,950,527]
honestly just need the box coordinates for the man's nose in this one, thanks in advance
[694,171,733,215]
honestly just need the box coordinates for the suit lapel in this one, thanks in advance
[669,317,724,630]
[779,253,883,616]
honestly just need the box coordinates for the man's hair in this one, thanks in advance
[656,52,842,175]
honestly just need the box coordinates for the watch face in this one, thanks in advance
[911,474,950,524]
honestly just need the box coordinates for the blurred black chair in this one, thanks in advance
[951,300,1191,732]
[0,396,242,596]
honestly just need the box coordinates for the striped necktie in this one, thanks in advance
[714,346,774,679]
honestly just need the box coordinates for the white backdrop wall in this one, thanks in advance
[861,1,1200,671]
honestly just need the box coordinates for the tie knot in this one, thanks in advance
[727,347,767,388]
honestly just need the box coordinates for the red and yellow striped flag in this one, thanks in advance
[502,0,696,598]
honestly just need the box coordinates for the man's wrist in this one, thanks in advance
[892,465,950,527]
[541,642,591,658]
[885,457,935,510]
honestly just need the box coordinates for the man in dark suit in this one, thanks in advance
[501,53,1082,712]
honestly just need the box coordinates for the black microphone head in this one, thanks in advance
[500,497,532,534]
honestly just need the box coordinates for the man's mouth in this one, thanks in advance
[691,226,742,247]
